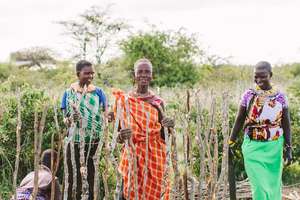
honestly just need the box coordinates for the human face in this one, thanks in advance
[78,65,94,85]
[135,63,152,86]
[254,68,271,90]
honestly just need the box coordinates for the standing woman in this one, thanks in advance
[113,58,174,200]
[61,60,107,200]
[229,61,292,200]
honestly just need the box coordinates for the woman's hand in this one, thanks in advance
[107,111,114,123]
[63,117,71,127]
[72,112,80,122]
[161,117,175,128]
[284,146,292,166]
[117,128,132,143]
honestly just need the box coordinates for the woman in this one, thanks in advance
[229,61,292,200]
[61,60,107,200]
[113,58,174,200]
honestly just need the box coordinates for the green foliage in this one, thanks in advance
[0,83,57,199]
[284,63,300,77]
[288,77,300,100]
[93,58,132,88]
[1,58,300,198]
[0,63,11,81]
[283,162,300,185]
[120,28,201,87]
[0,80,114,199]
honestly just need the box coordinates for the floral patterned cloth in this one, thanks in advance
[240,87,288,141]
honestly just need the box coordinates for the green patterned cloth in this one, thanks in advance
[242,135,284,200]
[65,88,103,143]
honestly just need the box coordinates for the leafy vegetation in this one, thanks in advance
[1,5,300,199]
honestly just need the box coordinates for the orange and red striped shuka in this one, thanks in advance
[113,89,170,200]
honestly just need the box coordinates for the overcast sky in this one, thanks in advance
[1,0,300,64]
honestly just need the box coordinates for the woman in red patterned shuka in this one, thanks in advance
[113,58,175,200]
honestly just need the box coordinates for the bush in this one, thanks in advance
[120,28,201,87]
[283,162,300,185]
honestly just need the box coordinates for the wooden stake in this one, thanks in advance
[31,104,48,200]
[142,106,150,200]
[13,88,22,200]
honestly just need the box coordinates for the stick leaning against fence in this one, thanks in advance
[31,103,49,200]
[124,97,139,200]
[13,88,22,200]
[110,99,122,200]
[51,102,66,200]
[102,116,110,200]
[142,103,150,200]
[76,85,89,200]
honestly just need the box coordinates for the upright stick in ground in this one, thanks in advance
[50,130,55,200]
[12,88,22,200]
[31,104,48,200]
[156,102,173,200]
[92,112,107,200]
[125,97,138,200]
[195,94,206,199]
[63,136,70,199]
[142,104,150,200]
[102,116,110,200]
[51,102,65,200]
[217,92,230,200]
[110,99,122,200]
[170,127,180,198]
[183,90,191,200]
[228,147,236,200]
[77,85,89,200]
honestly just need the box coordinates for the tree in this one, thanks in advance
[120,28,203,87]
[58,5,127,64]
[10,47,56,68]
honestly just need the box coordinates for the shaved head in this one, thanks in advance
[255,61,272,75]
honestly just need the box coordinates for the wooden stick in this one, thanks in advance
[13,88,22,200]
[31,104,48,200]
[212,128,218,199]
[110,99,122,200]
[217,92,230,200]
[85,94,97,172]
[67,86,94,199]
[63,137,71,200]
[100,115,110,200]
[79,128,89,200]
[183,90,191,200]
[92,112,108,200]
[125,97,138,200]
[195,95,206,199]
[50,131,55,200]
[92,134,104,200]
[142,105,149,200]
[170,127,180,198]
[159,117,174,199]
[51,102,65,200]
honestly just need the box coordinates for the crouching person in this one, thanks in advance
[13,149,61,200]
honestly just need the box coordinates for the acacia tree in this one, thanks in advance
[58,5,127,64]
[10,47,56,68]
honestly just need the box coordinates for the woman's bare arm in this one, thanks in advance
[282,107,292,164]
[229,105,247,142]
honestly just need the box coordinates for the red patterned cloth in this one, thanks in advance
[113,89,169,200]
